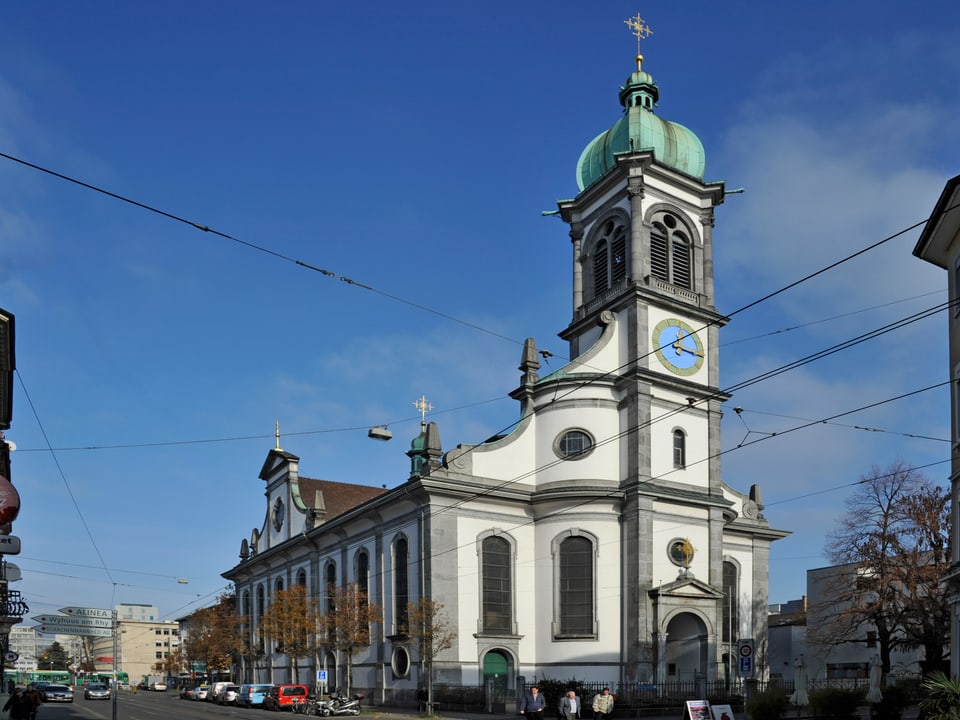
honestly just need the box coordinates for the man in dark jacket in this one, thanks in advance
[3,688,32,720]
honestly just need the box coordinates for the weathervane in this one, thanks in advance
[624,13,653,70]
[413,395,433,429]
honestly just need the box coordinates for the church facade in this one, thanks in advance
[223,28,787,703]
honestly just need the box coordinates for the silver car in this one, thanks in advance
[84,683,110,700]
[41,684,74,703]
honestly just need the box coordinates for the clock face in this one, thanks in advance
[272,498,285,531]
[652,318,704,376]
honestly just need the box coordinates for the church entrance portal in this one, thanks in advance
[665,613,708,682]
[482,650,511,713]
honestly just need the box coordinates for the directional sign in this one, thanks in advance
[37,624,112,637]
[59,606,111,619]
[32,615,112,628]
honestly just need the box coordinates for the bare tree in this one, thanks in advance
[259,585,320,683]
[406,597,456,709]
[318,582,382,695]
[821,460,950,674]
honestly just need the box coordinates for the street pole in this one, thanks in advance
[111,610,118,720]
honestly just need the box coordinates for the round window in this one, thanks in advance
[555,429,594,460]
[391,646,410,678]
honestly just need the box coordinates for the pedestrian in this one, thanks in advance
[5,681,12,696]
[519,687,545,720]
[559,691,580,720]
[23,687,39,720]
[592,688,614,720]
[3,688,31,720]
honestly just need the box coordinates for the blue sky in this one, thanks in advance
[1,2,959,625]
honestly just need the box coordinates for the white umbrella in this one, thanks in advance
[866,654,883,703]
[789,656,809,707]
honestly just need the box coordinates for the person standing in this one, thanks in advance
[592,688,614,720]
[519,687,545,720]
[559,691,580,720]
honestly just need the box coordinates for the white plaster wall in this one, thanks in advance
[649,396,709,489]
[651,505,710,584]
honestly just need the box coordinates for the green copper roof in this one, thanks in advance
[576,60,706,191]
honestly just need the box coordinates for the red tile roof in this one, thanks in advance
[296,477,388,520]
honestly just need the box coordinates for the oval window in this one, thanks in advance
[556,429,593,460]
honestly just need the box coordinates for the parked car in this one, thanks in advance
[194,685,210,701]
[179,686,196,700]
[262,684,310,711]
[41,684,74,703]
[217,684,240,705]
[207,681,233,702]
[237,683,273,708]
[84,683,110,700]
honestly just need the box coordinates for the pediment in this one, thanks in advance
[649,574,723,600]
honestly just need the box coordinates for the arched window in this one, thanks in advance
[394,537,409,634]
[590,218,628,299]
[256,585,265,652]
[650,212,692,289]
[673,429,686,469]
[325,562,337,613]
[558,535,594,636]
[324,562,337,642]
[275,578,284,593]
[356,551,369,596]
[722,561,740,643]
[481,536,511,633]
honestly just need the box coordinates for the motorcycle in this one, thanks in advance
[315,691,363,716]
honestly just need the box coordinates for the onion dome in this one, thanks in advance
[576,52,706,191]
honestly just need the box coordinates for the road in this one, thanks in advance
[28,692,292,720]
[26,691,429,720]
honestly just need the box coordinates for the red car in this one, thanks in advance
[262,684,310,711]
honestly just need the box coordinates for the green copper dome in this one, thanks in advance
[576,58,706,191]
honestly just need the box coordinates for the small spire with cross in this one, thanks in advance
[275,420,282,451]
[413,395,433,429]
[624,13,653,71]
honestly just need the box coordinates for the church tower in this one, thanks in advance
[553,16,781,684]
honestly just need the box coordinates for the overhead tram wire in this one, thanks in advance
[385,379,951,583]
[0,151,525,349]
[2,150,958,385]
[14,367,116,585]
[15,294,948,455]
[3,152,955,542]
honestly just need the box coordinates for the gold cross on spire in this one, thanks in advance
[624,13,653,70]
[413,395,433,429]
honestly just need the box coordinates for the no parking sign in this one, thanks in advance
[737,639,754,678]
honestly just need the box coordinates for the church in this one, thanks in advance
[222,16,787,704]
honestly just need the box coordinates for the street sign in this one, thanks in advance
[59,606,111,619]
[317,671,327,682]
[737,638,755,678]
[37,624,112,637]
[3,652,18,663]
[0,535,21,554]
[32,615,112,628]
